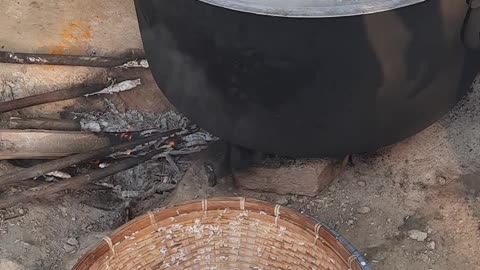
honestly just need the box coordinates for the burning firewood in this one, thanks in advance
[0,129,112,160]
[0,126,206,209]
[0,126,198,187]
[0,148,163,209]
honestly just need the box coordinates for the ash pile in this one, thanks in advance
[77,108,216,215]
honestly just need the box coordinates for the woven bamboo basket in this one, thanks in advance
[74,197,371,270]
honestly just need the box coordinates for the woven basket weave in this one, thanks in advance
[74,197,370,270]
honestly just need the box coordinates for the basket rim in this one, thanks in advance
[73,197,372,270]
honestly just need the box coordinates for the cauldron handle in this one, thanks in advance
[463,0,480,49]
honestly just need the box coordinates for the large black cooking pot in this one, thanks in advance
[135,0,479,156]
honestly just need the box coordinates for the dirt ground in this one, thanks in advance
[171,78,480,270]
[0,1,479,270]
[2,83,480,269]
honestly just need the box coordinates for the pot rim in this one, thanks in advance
[198,0,425,17]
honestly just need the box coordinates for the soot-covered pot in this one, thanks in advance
[135,0,480,156]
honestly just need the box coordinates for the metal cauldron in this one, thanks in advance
[135,0,479,156]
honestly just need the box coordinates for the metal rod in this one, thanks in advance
[8,117,82,131]
[0,83,107,114]
[0,51,141,67]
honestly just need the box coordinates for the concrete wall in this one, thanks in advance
[0,0,170,118]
